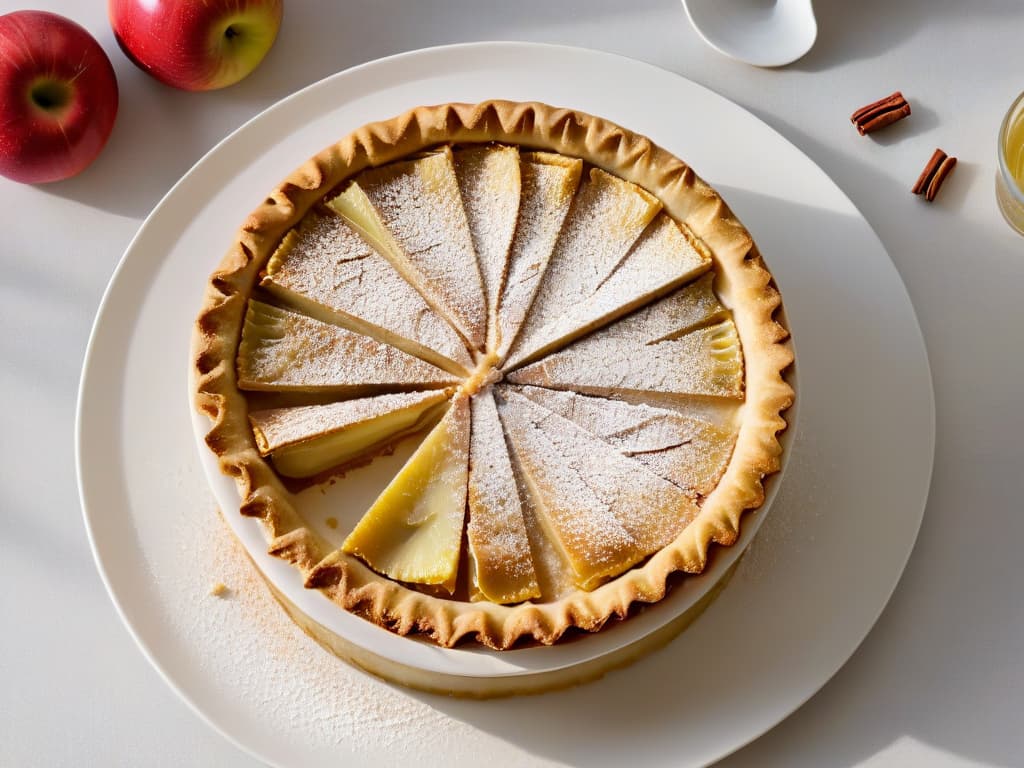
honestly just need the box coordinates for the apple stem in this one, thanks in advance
[224,25,239,40]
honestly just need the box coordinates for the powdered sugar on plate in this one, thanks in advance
[157,460,487,763]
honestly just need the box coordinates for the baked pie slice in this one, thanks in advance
[507,319,743,399]
[261,209,473,375]
[504,167,661,360]
[506,274,743,399]
[452,144,521,348]
[466,389,541,604]
[513,465,580,601]
[236,300,458,393]
[494,152,582,360]
[193,101,794,657]
[248,389,451,480]
[504,212,712,368]
[341,395,470,593]
[509,385,737,497]
[327,147,487,351]
[498,389,700,590]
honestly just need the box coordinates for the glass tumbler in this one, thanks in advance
[996,91,1024,236]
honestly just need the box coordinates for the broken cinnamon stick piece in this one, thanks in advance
[925,156,958,202]
[851,91,911,135]
[912,148,957,202]
[912,149,947,194]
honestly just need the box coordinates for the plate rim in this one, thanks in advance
[76,40,934,768]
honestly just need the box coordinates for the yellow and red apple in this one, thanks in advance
[109,0,283,91]
[0,11,119,184]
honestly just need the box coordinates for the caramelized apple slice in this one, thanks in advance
[466,390,540,604]
[504,213,711,368]
[503,167,661,361]
[249,389,451,479]
[497,390,699,590]
[342,395,470,593]
[489,151,582,358]
[327,148,487,350]
[452,144,521,348]
[237,301,457,393]
[262,211,473,375]
[509,385,737,497]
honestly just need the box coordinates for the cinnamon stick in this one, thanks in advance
[912,148,957,202]
[851,92,911,135]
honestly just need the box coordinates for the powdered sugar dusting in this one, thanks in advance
[249,390,448,452]
[506,212,710,367]
[497,391,637,585]
[495,153,581,360]
[161,460,483,762]
[507,168,661,360]
[265,212,474,370]
[238,302,455,390]
[453,145,521,336]
[356,149,487,349]
[512,385,698,452]
[508,319,743,400]
[497,390,699,583]
[510,385,737,497]
[500,446,577,602]
[466,390,539,602]
[506,277,743,399]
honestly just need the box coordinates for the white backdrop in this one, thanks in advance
[2,1,1023,766]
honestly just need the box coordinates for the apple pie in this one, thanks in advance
[193,101,794,652]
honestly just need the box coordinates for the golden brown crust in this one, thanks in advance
[192,100,794,650]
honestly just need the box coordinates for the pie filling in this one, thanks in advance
[249,389,452,479]
[341,395,470,593]
[195,103,793,650]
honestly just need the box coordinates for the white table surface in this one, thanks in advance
[3,1,1022,766]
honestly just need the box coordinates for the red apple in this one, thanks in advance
[0,11,119,184]
[109,0,283,91]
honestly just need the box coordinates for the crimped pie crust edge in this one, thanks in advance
[191,100,795,650]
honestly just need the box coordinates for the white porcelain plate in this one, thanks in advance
[77,43,934,767]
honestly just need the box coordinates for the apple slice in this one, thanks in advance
[504,213,711,368]
[452,145,522,349]
[261,210,473,375]
[342,395,470,593]
[237,300,457,394]
[494,151,582,360]
[327,148,487,351]
[248,389,452,479]
[466,390,540,604]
